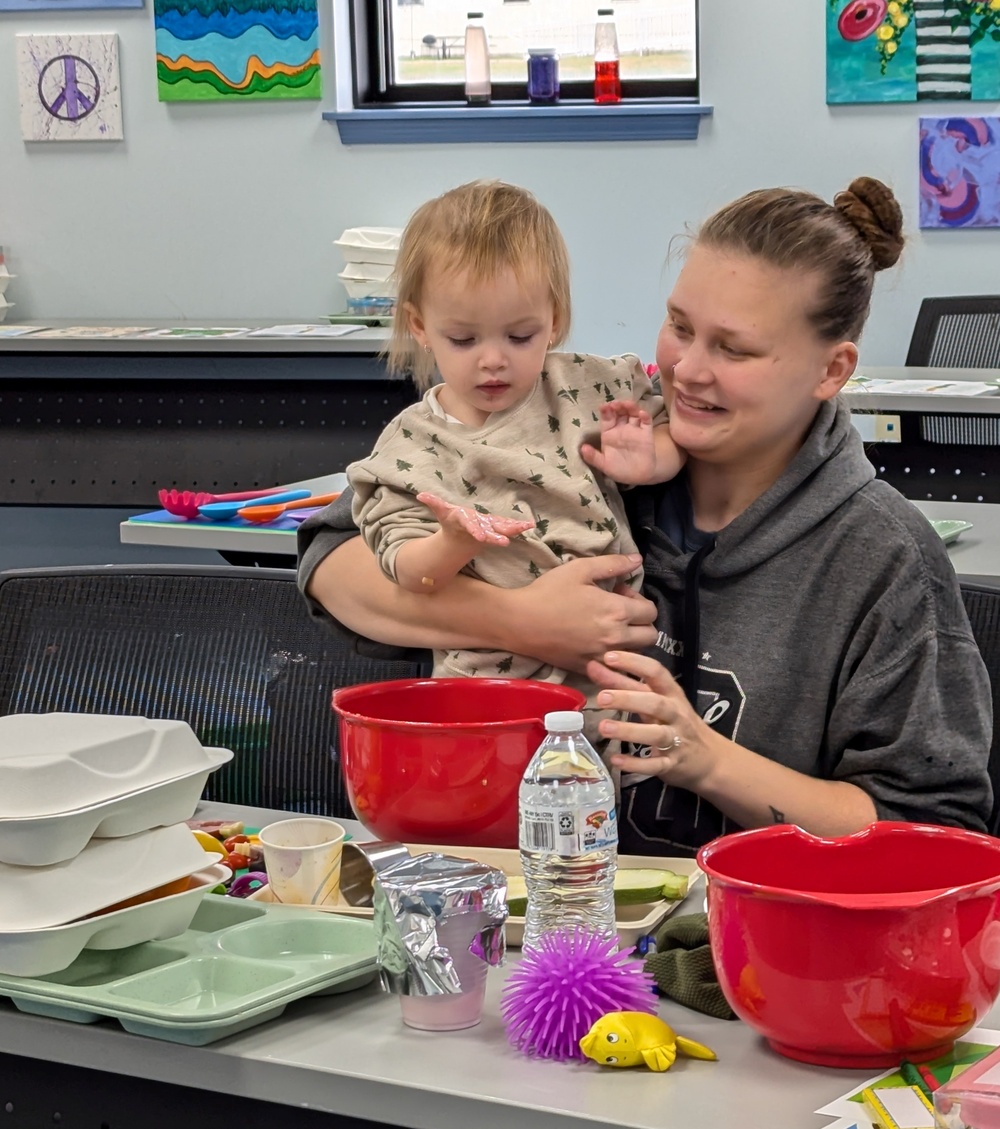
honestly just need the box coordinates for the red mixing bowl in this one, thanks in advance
[331,678,587,848]
[698,821,1000,1068]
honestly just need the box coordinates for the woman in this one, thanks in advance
[299,176,992,855]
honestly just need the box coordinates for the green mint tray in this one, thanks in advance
[0,894,377,1045]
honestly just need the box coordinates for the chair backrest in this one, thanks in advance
[960,582,1000,836]
[906,296,1000,368]
[0,565,431,818]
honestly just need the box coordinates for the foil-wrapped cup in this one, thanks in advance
[373,852,507,1002]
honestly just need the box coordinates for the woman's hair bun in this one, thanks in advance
[833,176,904,271]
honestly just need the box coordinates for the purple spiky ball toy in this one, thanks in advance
[501,928,657,1061]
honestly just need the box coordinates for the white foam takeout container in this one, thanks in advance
[0,713,226,819]
[249,844,701,948]
[0,822,212,931]
[333,227,402,266]
[0,746,233,866]
[0,862,229,978]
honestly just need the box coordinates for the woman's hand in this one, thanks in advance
[496,556,658,673]
[588,650,879,837]
[588,650,717,791]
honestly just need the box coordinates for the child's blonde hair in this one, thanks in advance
[386,180,572,391]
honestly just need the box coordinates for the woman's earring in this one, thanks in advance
[424,344,432,354]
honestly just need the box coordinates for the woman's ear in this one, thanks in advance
[814,340,859,402]
[405,303,429,350]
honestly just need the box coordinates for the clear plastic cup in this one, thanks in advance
[399,910,489,1031]
[258,817,345,907]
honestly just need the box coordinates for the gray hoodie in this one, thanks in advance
[618,399,992,854]
[298,399,992,853]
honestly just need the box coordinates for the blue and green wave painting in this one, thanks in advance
[155,0,319,101]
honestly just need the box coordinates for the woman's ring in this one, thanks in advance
[655,734,682,751]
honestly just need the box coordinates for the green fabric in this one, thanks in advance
[642,912,737,1021]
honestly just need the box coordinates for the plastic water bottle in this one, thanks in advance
[518,711,618,950]
[594,8,621,104]
[464,12,491,105]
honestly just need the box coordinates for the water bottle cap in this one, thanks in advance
[544,711,585,733]
[468,10,483,17]
[598,8,614,15]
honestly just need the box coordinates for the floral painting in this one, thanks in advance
[827,0,1000,104]
[920,116,1000,227]
[155,0,319,101]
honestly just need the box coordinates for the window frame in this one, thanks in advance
[348,0,700,108]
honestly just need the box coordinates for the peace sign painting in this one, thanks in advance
[16,33,123,142]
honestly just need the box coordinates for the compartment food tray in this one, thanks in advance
[249,844,700,948]
[0,747,233,866]
[0,894,378,1044]
[0,714,227,818]
[0,822,215,930]
[0,862,229,977]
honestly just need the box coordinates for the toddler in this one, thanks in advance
[347,180,684,721]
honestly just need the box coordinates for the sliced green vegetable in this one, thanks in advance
[503,868,689,915]
[506,875,528,917]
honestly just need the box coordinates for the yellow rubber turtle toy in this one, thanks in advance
[579,1011,718,1072]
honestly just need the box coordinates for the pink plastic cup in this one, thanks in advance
[399,910,489,1032]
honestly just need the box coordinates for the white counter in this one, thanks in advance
[0,802,959,1129]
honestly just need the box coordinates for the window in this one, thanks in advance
[350,0,698,107]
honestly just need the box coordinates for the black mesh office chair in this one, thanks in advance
[906,296,1000,368]
[0,565,430,817]
[960,582,1000,836]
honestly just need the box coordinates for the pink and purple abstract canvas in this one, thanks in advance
[919,116,1000,229]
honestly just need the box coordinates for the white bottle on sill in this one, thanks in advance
[464,12,491,105]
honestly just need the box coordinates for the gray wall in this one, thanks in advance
[2,0,999,568]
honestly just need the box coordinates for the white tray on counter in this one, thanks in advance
[249,845,701,948]
[0,746,233,866]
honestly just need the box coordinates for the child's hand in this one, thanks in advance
[416,492,535,547]
[580,400,658,484]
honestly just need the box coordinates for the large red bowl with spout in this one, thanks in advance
[332,678,586,849]
[698,822,1000,1068]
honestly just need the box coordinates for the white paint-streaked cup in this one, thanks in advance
[258,817,346,907]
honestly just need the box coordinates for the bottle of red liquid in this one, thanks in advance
[594,8,620,104]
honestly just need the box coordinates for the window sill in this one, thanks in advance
[324,101,712,145]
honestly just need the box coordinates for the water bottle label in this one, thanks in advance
[519,804,618,856]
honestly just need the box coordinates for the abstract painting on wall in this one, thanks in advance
[920,116,1000,228]
[154,0,319,101]
[827,1,1000,104]
[16,33,123,142]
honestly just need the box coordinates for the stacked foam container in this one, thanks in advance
[0,714,233,977]
[0,246,14,323]
[334,226,402,315]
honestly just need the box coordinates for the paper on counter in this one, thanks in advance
[141,327,250,334]
[852,379,999,396]
[246,323,365,338]
[815,1027,1000,1126]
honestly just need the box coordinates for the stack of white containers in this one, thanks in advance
[0,245,14,324]
[0,713,233,978]
[334,226,402,316]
